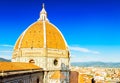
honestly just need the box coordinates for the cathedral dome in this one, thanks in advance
[12,4,70,76]
[14,4,68,51]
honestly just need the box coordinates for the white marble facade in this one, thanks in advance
[12,48,70,83]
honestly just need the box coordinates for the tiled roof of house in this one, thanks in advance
[0,62,40,72]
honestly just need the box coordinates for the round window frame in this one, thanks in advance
[53,59,58,66]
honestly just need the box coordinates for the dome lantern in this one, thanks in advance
[38,3,49,21]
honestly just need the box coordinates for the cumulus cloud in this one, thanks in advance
[69,46,100,55]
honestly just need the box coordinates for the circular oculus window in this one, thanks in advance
[54,59,58,66]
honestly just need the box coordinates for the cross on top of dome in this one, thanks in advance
[42,3,45,8]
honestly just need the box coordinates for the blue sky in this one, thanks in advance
[0,0,120,62]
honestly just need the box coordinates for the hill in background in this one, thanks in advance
[0,57,11,62]
[71,62,120,68]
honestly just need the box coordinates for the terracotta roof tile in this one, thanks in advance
[0,62,40,71]
[50,71,66,79]
[14,21,67,50]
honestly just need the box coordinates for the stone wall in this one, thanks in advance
[0,70,44,83]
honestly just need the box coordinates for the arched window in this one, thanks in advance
[29,59,35,63]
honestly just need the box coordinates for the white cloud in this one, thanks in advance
[0,44,13,59]
[69,46,100,55]
[0,51,13,53]
[0,44,13,47]
[0,55,11,59]
[70,54,77,58]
